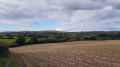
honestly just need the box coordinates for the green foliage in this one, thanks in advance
[0,51,10,57]
[38,38,67,44]
[1,31,120,47]
[7,35,13,39]
[15,37,25,45]
[0,35,3,39]
[0,42,9,54]
[84,35,97,40]
[28,36,38,44]
[0,43,10,67]
[39,38,56,43]
[75,34,81,41]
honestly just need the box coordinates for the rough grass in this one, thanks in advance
[0,51,11,67]
[0,57,9,67]
[0,42,10,67]
[9,53,19,67]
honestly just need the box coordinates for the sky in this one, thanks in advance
[0,0,120,32]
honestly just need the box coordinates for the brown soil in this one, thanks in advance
[10,40,120,67]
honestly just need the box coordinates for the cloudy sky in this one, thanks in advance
[0,0,120,32]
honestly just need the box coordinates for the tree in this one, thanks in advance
[7,35,13,39]
[0,35,3,39]
[6,34,10,36]
[0,42,9,53]
[28,36,38,44]
[15,37,25,45]
[75,34,83,41]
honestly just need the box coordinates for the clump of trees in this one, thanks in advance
[28,36,38,44]
[15,37,25,45]
[6,34,14,39]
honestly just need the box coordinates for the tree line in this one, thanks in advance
[1,31,120,47]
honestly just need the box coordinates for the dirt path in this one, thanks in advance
[5,54,13,67]
[10,40,120,67]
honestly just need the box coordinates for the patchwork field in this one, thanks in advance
[0,39,16,45]
[10,40,120,67]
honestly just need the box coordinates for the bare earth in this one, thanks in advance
[10,40,120,67]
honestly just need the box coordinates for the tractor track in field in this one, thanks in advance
[10,40,120,67]
[5,54,13,67]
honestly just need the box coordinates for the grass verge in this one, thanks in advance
[9,53,19,67]
[0,51,10,67]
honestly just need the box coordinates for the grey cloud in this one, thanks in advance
[106,0,120,9]
[47,0,104,10]
[0,0,119,22]
[0,1,105,16]
[93,10,120,20]
[56,8,120,31]
[0,0,120,31]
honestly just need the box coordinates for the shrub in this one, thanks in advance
[7,35,14,39]
[28,36,38,44]
[39,38,58,44]
[0,42,9,54]
[15,37,25,45]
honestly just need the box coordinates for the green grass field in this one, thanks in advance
[0,37,46,47]
[0,38,31,46]
[26,38,30,42]
[0,39,16,46]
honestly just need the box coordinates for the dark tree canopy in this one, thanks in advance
[0,42,9,53]
[28,36,38,44]
[15,37,25,45]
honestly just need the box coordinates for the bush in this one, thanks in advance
[15,37,25,45]
[7,35,14,39]
[38,38,68,44]
[28,36,38,44]
[0,42,9,55]
[45,38,58,43]
[39,38,57,44]
[0,51,10,57]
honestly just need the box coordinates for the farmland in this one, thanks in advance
[10,40,120,67]
[1,31,120,47]
[0,39,16,45]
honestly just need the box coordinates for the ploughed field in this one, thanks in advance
[10,40,120,67]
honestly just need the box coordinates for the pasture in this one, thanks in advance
[0,39,16,45]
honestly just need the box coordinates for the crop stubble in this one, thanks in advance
[10,40,120,67]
